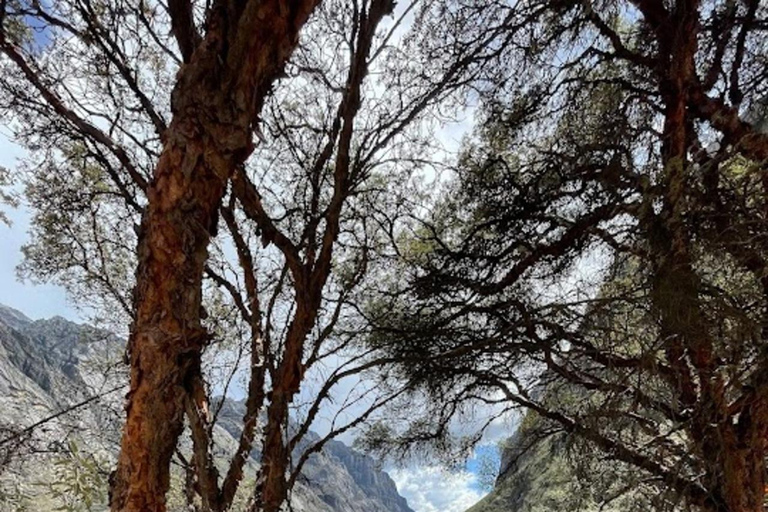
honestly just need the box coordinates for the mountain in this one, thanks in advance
[466,416,585,512]
[467,410,672,512]
[215,399,413,512]
[0,304,413,512]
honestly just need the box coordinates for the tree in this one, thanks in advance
[0,0,501,511]
[0,166,17,226]
[0,1,320,510]
[364,1,768,511]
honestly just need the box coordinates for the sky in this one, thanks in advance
[391,465,486,512]
[0,131,79,321]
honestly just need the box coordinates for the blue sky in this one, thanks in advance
[0,131,78,321]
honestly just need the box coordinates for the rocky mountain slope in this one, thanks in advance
[467,411,672,512]
[0,304,412,512]
[466,418,586,512]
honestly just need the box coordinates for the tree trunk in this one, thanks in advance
[109,111,256,512]
[109,2,319,510]
[641,2,766,511]
[253,302,316,512]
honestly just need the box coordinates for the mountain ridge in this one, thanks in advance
[0,303,413,512]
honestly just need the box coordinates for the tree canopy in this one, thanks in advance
[2,0,768,511]
[362,1,768,511]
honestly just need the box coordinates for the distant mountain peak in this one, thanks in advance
[0,303,32,331]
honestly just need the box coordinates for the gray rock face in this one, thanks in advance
[212,398,413,512]
[0,304,413,512]
[0,306,123,445]
[293,435,413,512]
[324,439,412,512]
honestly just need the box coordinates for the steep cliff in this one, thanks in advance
[466,419,582,512]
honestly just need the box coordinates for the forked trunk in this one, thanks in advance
[109,117,248,512]
[109,1,320,510]
[253,306,316,512]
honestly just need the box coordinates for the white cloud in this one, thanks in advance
[390,466,486,512]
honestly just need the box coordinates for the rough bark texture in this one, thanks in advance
[640,1,768,510]
[255,305,316,512]
[109,2,319,511]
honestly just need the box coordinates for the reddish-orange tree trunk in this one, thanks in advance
[641,1,768,510]
[109,2,319,511]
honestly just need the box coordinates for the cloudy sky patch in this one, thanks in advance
[390,465,486,512]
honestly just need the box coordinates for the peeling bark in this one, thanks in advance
[109,1,320,511]
[639,1,768,509]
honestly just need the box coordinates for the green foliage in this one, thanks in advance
[35,441,109,512]
[0,480,33,511]
[19,142,136,318]
[0,166,18,226]
[353,421,396,454]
